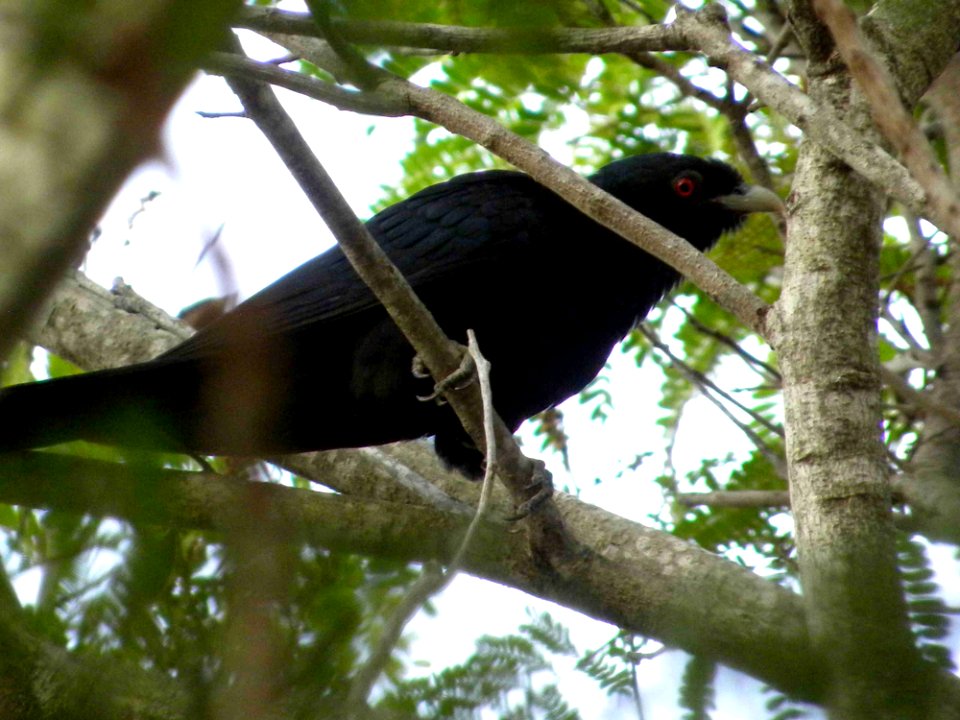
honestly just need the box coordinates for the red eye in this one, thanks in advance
[673,176,697,198]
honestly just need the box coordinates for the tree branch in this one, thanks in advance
[0,450,822,700]
[21,271,960,707]
[219,51,573,564]
[234,6,692,54]
[203,47,774,340]
[676,490,790,508]
[813,0,960,242]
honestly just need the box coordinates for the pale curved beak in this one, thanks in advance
[716,183,785,217]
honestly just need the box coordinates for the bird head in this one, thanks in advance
[589,153,783,251]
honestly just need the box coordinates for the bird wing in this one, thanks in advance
[158,171,562,362]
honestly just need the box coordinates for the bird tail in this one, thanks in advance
[0,365,189,453]
[0,374,96,451]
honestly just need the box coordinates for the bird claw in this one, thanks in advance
[505,463,554,520]
[415,350,476,404]
[411,355,430,379]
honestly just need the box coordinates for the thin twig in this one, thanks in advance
[448,330,497,570]
[766,22,794,65]
[204,52,406,116]
[640,325,784,439]
[344,562,446,717]
[676,304,782,384]
[640,325,787,478]
[904,213,944,356]
[879,305,931,361]
[881,365,960,427]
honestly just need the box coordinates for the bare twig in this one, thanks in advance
[904,213,944,355]
[450,330,498,569]
[879,305,932,362]
[676,304,782,384]
[204,52,406,116]
[640,325,784,439]
[344,562,446,718]
[766,22,795,65]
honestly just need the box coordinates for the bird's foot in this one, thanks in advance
[415,350,476,404]
[411,354,430,379]
[506,462,554,520]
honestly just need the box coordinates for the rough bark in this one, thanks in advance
[776,0,960,716]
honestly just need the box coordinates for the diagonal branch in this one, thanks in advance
[344,330,497,714]
[203,48,774,340]
[640,325,787,479]
[220,54,573,559]
[231,5,960,234]
[813,0,960,244]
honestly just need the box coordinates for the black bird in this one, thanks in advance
[0,153,781,476]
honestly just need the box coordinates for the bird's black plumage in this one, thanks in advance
[0,153,781,475]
